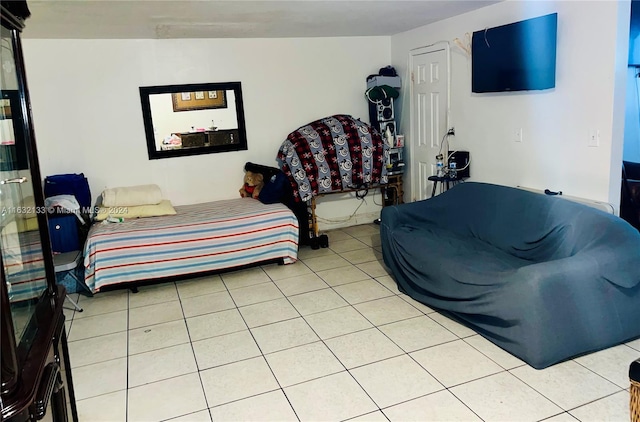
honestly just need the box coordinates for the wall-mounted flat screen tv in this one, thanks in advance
[472,13,558,93]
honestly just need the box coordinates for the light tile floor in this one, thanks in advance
[64,224,636,422]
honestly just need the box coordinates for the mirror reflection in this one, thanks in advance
[1,30,49,349]
[140,82,247,159]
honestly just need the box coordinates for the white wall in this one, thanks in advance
[391,0,630,212]
[22,37,390,228]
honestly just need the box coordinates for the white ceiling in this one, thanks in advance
[22,0,499,39]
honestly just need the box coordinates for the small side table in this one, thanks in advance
[382,174,404,206]
[428,175,461,198]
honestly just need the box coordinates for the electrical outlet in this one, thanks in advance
[588,130,600,147]
[447,127,455,136]
[514,128,523,143]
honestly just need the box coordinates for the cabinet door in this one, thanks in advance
[179,132,206,148]
[208,129,239,146]
[0,23,51,371]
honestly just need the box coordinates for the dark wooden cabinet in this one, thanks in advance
[208,129,239,146]
[170,129,240,149]
[1,3,78,421]
[176,132,206,148]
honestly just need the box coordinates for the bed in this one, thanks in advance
[83,197,299,293]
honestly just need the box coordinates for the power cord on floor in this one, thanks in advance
[315,199,366,224]
[315,189,378,224]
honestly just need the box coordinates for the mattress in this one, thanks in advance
[84,198,299,292]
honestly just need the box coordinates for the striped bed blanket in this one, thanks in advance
[277,114,389,202]
[84,198,299,292]
[4,229,47,303]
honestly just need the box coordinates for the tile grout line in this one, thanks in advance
[281,266,386,419]
[239,251,387,419]
[175,280,215,421]
[329,245,495,421]
[506,367,617,416]
[571,350,636,389]
[289,243,433,418]
[557,389,629,416]
[224,266,303,421]
[125,287,130,422]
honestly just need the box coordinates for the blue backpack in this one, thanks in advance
[44,173,91,210]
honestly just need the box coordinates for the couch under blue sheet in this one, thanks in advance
[380,182,640,369]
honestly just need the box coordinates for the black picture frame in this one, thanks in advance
[140,81,248,160]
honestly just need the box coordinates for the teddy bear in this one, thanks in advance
[239,170,264,199]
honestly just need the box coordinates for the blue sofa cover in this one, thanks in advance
[380,182,640,369]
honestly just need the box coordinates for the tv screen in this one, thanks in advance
[471,13,558,93]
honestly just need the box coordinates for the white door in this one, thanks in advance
[410,47,449,201]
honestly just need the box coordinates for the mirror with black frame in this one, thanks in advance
[140,81,248,159]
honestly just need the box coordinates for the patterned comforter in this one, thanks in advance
[277,115,389,202]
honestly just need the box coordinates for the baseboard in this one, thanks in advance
[316,211,381,232]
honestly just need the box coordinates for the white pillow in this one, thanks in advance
[101,184,163,207]
[94,200,176,221]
